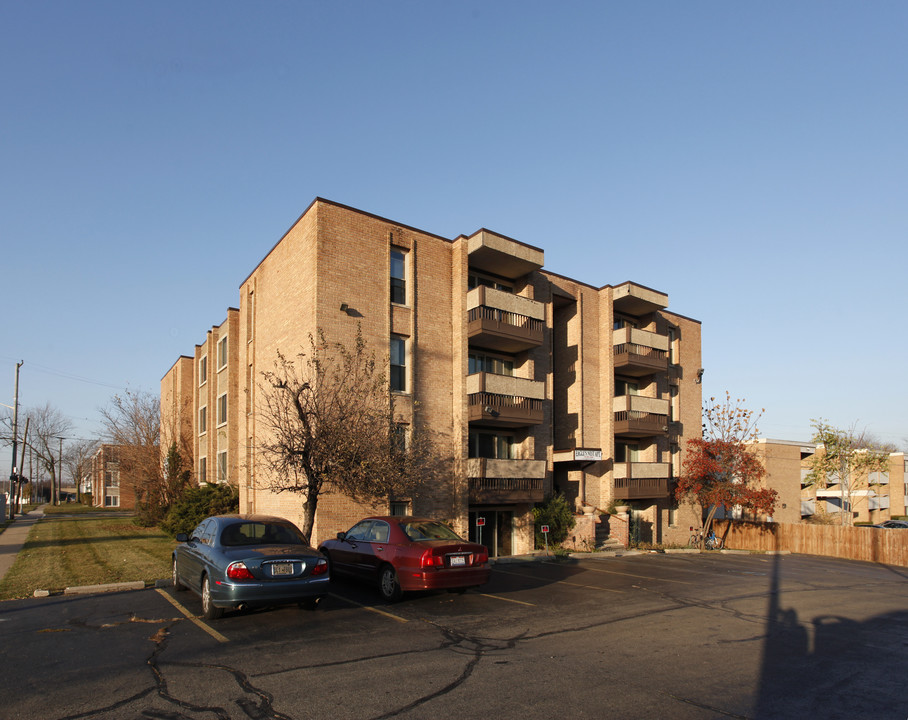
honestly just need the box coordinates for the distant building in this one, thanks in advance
[750,438,907,524]
[86,444,137,509]
[161,198,704,553]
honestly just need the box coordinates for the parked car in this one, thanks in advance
[873,520,908,529]
[173,514,329,620]
[318,516,491,601]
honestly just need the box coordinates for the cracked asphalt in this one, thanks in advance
[1,551,906,720]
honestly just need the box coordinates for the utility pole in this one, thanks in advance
[57,436,64,505]
[8,361,23,521]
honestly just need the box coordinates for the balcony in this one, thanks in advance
[466,458,546,503]
[467,230,544,279]
[613,395,669,438]
[468,373,545,427]
[612,282,668,316]
[612,462,671,500]
[613,327,669,377]
[467,286,544,353]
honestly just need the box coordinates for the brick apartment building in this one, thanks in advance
[750,438,907,524]
[85,444,138,509]
[161,198,703,554]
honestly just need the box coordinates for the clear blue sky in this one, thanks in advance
[2,1,907,477]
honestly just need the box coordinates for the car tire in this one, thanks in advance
[201,575,224,620]
[172,558,186,592]
[378,565,403,602]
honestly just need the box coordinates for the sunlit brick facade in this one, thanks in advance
[162,199,703,553]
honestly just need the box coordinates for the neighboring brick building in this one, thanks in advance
[161,198,703,553]
[750,438,907,524]
[86,444,137,509]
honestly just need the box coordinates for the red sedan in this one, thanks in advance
[318,516,491,601]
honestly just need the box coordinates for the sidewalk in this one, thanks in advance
[0,507,45,582]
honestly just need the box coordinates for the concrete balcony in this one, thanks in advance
[467,230,544,280]
[613,327,669,377]
[467,373,545,427]
[466,458,546,503]
[612,282,668,316]
[613,395,669,438]
[612,462,671,500]
[467,286,545,353]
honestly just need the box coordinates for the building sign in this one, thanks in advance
[574,449,602,461]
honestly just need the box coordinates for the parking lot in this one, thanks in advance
[2,551,906,719]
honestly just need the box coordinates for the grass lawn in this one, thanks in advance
[0,509,176,601]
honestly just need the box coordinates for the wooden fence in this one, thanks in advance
[714,520,908,567]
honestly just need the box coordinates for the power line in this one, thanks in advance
[0,355,130,391]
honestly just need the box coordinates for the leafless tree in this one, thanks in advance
[258,327,446,543]
[64,438,99,503]
[0,403,73,506]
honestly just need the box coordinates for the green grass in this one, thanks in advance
[0,511,176,601]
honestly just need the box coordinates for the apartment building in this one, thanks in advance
[85,444,136,509]
[751,438,907,524]
[161,198,703,553]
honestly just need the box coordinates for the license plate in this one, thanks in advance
[449,555,466,567]
[271,562,293,576]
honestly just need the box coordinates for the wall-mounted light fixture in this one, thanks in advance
[696,368,704,384]
[339,303,349,313]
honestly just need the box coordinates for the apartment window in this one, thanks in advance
[217,393,228,426]
[469,431,515,459]
[669,384,679,422]
[613,315,638,330]
[218,336,228,370]
[390,335,407,392]
[217,451,228,483]
[615,378,639,396]
[615,442,640,463]
[199,406,207,435]
[390,249,407,305]
[104,471,119,488]
[199,355,208,386]
[468,352,514,376]
[390,501,409,516]
[199,457,207,483]
[668,327,678,364]
[104,494,119,507]
[468,273,512,293]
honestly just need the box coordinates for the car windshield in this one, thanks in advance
[400,520,462,542]
[220,522,306,547]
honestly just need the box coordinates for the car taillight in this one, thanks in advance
[420,550,443,569]
[475,548,489,565]
[226,562,255,581]
[310,558,328,576]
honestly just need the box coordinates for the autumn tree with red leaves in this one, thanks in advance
[675,393,777,547]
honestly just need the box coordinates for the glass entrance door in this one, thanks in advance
[468,510,513,558]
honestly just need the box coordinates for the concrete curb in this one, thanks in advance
[63,581,146,595]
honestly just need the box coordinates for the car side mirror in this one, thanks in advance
[336,531,347,541]
[176,533,188,543]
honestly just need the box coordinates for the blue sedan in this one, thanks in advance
[173,514,329,620]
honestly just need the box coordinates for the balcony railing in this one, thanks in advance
[468,392,544,427]
[469,476,545,504]
[613,395,669,438]
[612,477,671,500]
[613,343,669,376]
[468,306,544,352]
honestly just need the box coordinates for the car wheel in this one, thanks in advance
[201,575,224,620]
[172,558,186,592]
[378,565,403,602]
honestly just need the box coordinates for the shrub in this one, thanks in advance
[159,483,239,537]
[533,493,576,548]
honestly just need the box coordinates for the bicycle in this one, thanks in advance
[704,532,724,550]
[688,527,704,547]
[688,527,724,550]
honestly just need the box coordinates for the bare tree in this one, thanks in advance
[1,403,73,506]
[99,390,173,520]
[805,419,890,526]
[258,328,445,543]
[64,438,99,503]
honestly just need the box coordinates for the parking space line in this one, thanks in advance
[327,593,409,623]
[475,592,536,606]
[155,589,229,643]
[494,567,623,593]
[545,562,693,584]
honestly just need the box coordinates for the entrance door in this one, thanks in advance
[468,510,513,558]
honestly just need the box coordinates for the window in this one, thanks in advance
[199,457,207,483]
[199,355,208,386]
[390,501,409,516]
[668,327,677,364]
[217,393,228,426]
[613,315,638,330]
[615,442,640,463]
[104,471,119,488]
[392,423,408,452]
[615,378,639,396]
[468,273,512,292]
[469,431,515,459]
[104,494,119,507]
[390,335,407,392]
[218,336,228,370]
[391,249,406,305]
[217,451,228,483]
[468,352,514,376]
[199,406,207,435]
